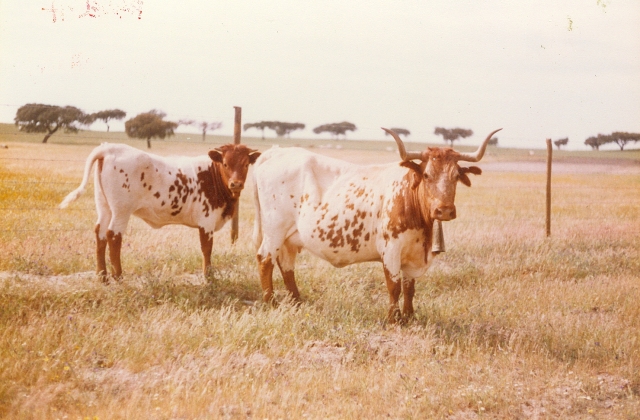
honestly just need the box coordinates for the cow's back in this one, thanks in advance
[254,147,351,194]
[253,147,400,266]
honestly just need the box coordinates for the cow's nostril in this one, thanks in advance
[434,206,456,221]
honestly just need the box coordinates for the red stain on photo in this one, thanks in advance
[42,3,58,23]
[42,0,143,22]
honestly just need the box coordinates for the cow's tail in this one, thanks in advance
[251,169,263,250]
[59,145,105,209]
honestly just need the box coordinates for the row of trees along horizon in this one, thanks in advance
[12,103,640,150]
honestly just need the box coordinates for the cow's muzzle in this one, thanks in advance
[229,181,244,197]
[433,205,456,221]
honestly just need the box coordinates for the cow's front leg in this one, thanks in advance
[257,254,276,305]
[198,227,214,280]
[106,230,123,279]
[277,265,301,304]
[383,266,402,323]
[95,224,108,283]
[401,277,416,320]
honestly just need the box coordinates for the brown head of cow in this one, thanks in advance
[208,144,261,199]
[382,127,502,222]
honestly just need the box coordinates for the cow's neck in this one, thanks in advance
[414,183,435,225]
[412,179,436,262]
[388,172,434,263]
[201,162,236,219]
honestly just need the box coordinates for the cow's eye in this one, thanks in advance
[423,173,428,179]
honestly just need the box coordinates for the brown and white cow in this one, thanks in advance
[252,128,501,321]
[59,143,260,281]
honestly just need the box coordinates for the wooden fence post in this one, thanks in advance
[231,106,242,244]
[546,138,552,237]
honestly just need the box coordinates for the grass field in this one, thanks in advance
[1,125,640,418]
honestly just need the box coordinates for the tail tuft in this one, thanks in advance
[59,188,85,209]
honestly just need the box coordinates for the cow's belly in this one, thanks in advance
[301,235,381,268]
[133,205,225,231]
[133,206,198,229]
[292,217,382,268]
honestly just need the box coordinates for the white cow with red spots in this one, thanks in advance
[60,143,260,281]
[252,128,501,321]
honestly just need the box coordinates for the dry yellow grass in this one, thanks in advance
[1,134,639,419]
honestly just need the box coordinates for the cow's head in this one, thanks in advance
[383,127,502,221]
[208,144,261,198]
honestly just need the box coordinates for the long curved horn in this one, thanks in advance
[457,128,503,162]
[381,127,423,161]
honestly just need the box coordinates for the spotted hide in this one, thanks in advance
[59,143,260,280]
[252,128,501,322]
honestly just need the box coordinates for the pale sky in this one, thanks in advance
[1,1,638,149]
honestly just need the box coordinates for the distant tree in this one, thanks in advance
[488,136,499,146]
[553,137,569,150]
[273,122,305,138]
[125,110,178,148]
[434,127,473,147]
[179,119,222,141]
[87,109,127,132]
[244,121,305,139]
[584,134,609,151]
[313,121,357,139]
[609,131,640,151]
[244,121,274,139]
[14,103,87,143]
[384,128,411,137]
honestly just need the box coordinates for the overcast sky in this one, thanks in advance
[1,1,638,149]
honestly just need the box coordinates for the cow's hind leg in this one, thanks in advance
[94,174,112,282]
[95,224,108,282]
[256,228,289,305]
[383,267,402,323]
[106,213,130,280]
[276,240,301,303]
[199,227,214,280]
[106,230,123,279]
[257,254,275,305]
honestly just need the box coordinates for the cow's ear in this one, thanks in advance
[248,150,261,165]
[208,149,223,163]
[466,166,482,175]
[458,166,482,187]
[458,172,472,187]
[400,161,423,189]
